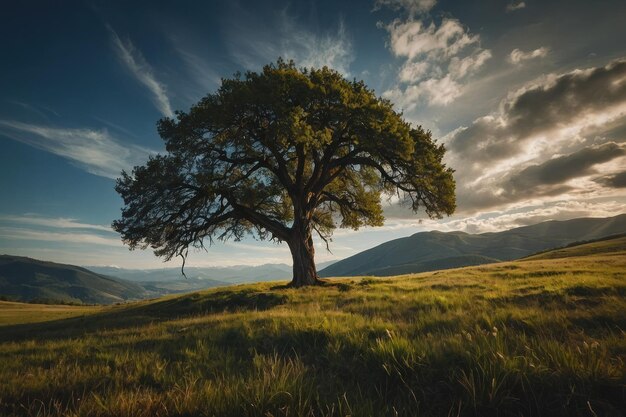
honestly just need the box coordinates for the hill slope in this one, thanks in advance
[0,241,624,416]
[524,233,626,260]
[320,214,626,277]
[0,255,146,304]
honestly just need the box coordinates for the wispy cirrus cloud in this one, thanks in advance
[506,1,526,12]
[373,0,437,16]
[0,215,113,232]
[281,17,353,76]
[175,47,222,93]
[7,100,61,121]
[107,25,174,118]
[225,7,354,76]
[0,120,155,179]
[0,227,121,247]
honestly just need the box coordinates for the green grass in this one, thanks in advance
[0,240,625,416]
[525,235,626,260]
[0,301,101,326]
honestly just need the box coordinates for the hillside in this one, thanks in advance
[0,255,146,304]
[320,213,626,277]
[1,240,624,416]
[524,234,626,260]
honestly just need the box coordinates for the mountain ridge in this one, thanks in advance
[320,214,626,277]
[0,255,146,304]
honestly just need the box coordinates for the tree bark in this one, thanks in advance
[288,228,320,287]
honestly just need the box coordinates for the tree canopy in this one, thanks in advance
[113,60,455,286]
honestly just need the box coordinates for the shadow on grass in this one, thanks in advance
[0,289,288,343]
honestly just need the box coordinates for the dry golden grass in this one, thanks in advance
[0,239,624,416]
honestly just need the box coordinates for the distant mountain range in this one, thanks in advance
[2,215,624,303]
[319,214,626,277]
[88,260,338,284]
[88,264,293,284]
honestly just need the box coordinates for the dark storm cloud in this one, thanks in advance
[595,171,626,188]
[451,142,625,213]
[447,58,626,163]
[504,60,626,139]
[436,57,626,214]
[506,142,626,191]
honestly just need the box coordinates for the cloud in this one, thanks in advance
[449,49,492,78]
[595,171,626,188]
[385,18,479,60]
[166,34,222,96]
[413,75,461,106]
[0,120,155,179]
[177,48,222,92]
[505,142,626,196]
[508,47,549,64]
[7,100,60,121]
[381,17,491,108]
[447,59,626,163]
[226,9,354,76]
[107,25,174,118]
[398,61,429,82]
[0,227,122,247]
[0,215,113,232]
[373,0,437,16]
[506,1,526,12]
[438,200,626,234]
[281,17,353,75]
[353,198,625,236]
[443,58,626,212]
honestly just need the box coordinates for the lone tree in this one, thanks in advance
[113,60,455,286]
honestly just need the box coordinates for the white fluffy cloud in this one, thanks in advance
[381,14,491,108]
[508,47,549,64]
[412,75,461,106]
[386,18,479,60]
[449,49,492,78]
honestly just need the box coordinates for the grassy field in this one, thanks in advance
[0,301,101,326]
[0,239,624,416]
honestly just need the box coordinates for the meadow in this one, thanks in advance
[0,238,624,416]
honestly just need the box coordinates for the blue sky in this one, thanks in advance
[1,0,625,268]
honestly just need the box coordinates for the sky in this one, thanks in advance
[1,0,625,269]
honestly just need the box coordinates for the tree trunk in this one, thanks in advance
[288,229,320,287]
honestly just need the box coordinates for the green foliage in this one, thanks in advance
[112,60,455,284]
[1,245,624,416]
